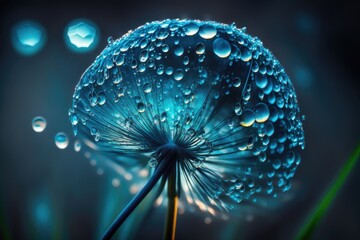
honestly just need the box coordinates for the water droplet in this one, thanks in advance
[174,69,184,81]
[233,77,241,88]
[165,67,173,75]
[70,113,79,125]
[160,112,167,122]
[74,140,81,152]
[32,116,46,132]
[98,93,106,105]
[107,36,114,44]
[184,23,199,36]
[143,83,152,93]
[139,50,149,62]
[65,19,98,53]
[240,109,255,127]
[255,103,270,122]
[234,103,242,115]
[137,102,146,113]
[114,54,125,66]
[199,25,217,39]
[255,73,268,89]
[183,56,189,65]
[195,42,205,54]
[240,46,252,62]
[161,44,169,53]
[55,132,69,149]
[174,45,184,56]
[213,38,231,58]
[113,72,123,84]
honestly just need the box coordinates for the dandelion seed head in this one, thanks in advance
[70,19,305,213]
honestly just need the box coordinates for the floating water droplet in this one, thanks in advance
[12,20,46,56]
[213,38,231,58]
[65,19,98,53]
[55,132,69,149]
[32,116,47,132]
[199,25,217,39]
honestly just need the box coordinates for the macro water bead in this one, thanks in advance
[70,19,305,218]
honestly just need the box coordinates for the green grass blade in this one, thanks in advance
[296,142,360,240]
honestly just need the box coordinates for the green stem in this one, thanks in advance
[296,142,360,240]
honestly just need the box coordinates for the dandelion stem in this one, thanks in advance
[101,158,170,240]
[164,164,178,240]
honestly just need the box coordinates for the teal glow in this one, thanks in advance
[11,20,46,56]
[64,19,99,53]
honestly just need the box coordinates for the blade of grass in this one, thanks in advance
[296,142,360,240]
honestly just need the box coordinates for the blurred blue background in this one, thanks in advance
[0,0,359,239]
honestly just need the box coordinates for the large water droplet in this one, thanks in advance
[240,109,255,127]
[184,23,199,36]
[55,132,69,149]
[32,116,47,132]
[213,38,231,58]
[255,73,268,89]
[240,46,252,62]
[255,103,270,122]
[199,25,217,39]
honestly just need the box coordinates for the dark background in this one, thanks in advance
[1,0,359,239]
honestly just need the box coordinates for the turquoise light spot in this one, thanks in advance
[11,20,46,56]
[65,19,99,53]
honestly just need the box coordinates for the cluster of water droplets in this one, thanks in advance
[69,19,305,214]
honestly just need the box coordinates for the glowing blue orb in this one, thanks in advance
[11,20,46,56]
[70,19,305,213]
[64,19,99,53]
